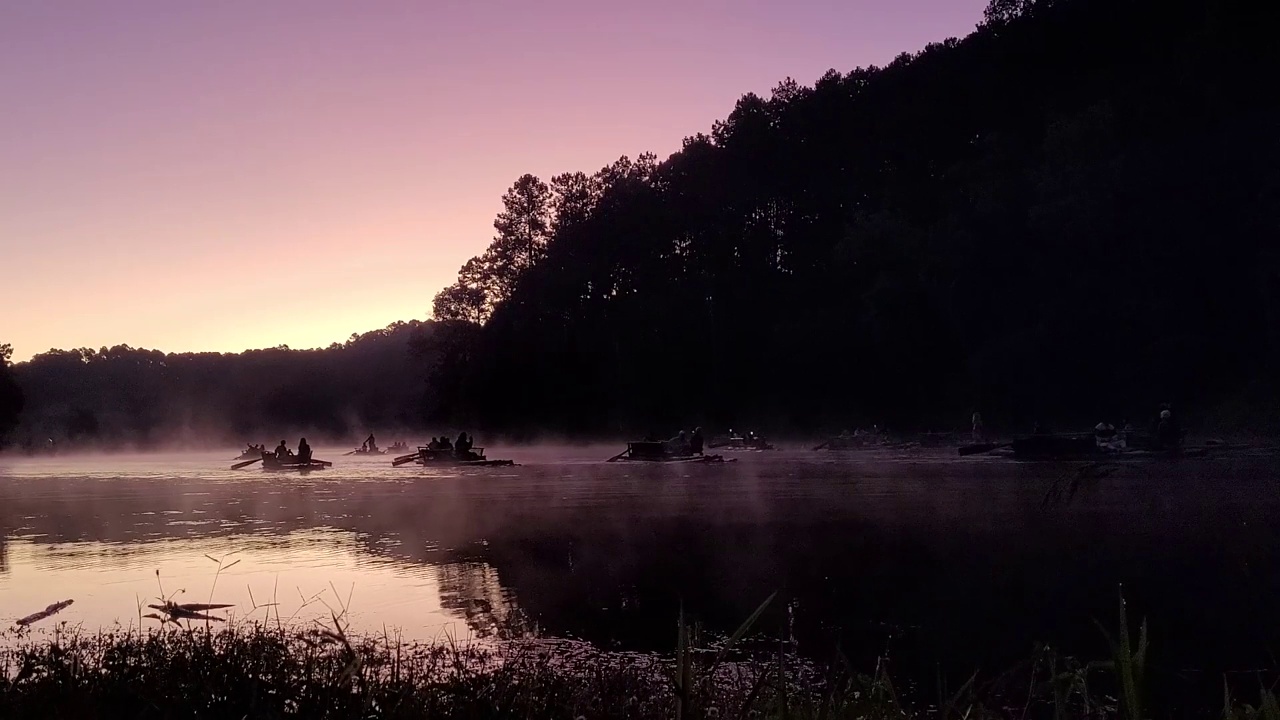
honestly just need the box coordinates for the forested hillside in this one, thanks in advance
[3,0,1276,447]
[3,322,434,449]
[425,0,1280,435]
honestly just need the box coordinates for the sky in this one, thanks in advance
[0,0,986,362]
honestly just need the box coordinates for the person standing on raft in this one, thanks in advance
[665,430,691,455]
[1157,406,1182,449]
[971,412,986,443]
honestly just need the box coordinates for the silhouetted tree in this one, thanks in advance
[432,174,554,324]
[421,0,1280,436]
[981,0,1045,25]
[431,282,488,325]
[0,343,23,445]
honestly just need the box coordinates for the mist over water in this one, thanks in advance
[3,446,1280,687]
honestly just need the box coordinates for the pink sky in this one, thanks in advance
[1,0,985,361]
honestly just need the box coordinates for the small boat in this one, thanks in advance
[815,432,907,451]
[607,441,733,463]
[1008,434,1100,459]
[708,434,775,451]
[261,454,329,472]
[234,446,264,460]
[348,447,386,456]
[1000,434,1225,461]
[394,446,515,468]
[917,432,962,448]
[386,441,410,454]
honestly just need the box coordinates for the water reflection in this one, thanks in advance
[0,451,537,641]
[436,562,524,639]
[1,448,1279,683]
[4,533,471,634]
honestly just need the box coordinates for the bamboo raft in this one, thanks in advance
[708,436,776,451]
[260,455,330,471]
[811,431,911,451]
[814,436,917,452]
[959,434,1262,461]
[391,446,515,467]
[606,441,733,463]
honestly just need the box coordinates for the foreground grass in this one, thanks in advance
[2,623,675,719]
[0,619,983,720]
[2,599,1279,719]
[3,621,801,720]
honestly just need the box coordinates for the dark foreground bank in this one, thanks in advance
[2,601,1279,720]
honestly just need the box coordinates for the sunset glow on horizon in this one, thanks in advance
[1,0,986,362]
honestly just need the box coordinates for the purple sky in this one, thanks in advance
[1,0,986,361]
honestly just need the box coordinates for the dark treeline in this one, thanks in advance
[425,0,1280,436]
[2,0,1276,446]
[0,345,22,443]
[1,322,435,449]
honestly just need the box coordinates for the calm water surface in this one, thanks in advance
[2,445,1279,679]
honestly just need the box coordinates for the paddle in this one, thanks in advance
[811,441,830,451]
[231,457,262,470]
[391,452,420,467]
[957,442,1010,457]
[605,447,631,462]
[343,450,357,456]
[312,459,333,467]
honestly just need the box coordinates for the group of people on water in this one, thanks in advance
[1090,406,1183,450]
[247,403,1185,466]
[1091,420,1130,450]
[984,402,1185,451]
[426,432,479,460]
[834,425,885,439]
[658,427,704,456]
[269,438,312,463]
[247,433,483,463]
[357,435,407,454]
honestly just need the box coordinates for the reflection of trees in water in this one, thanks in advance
[434,561,530,639]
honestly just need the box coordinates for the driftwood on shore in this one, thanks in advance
[145,601,234,624]
[14,599,74,628]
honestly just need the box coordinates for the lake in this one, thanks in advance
[2,445,1278,688]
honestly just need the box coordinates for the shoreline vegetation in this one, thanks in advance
[2,593,1277,719]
